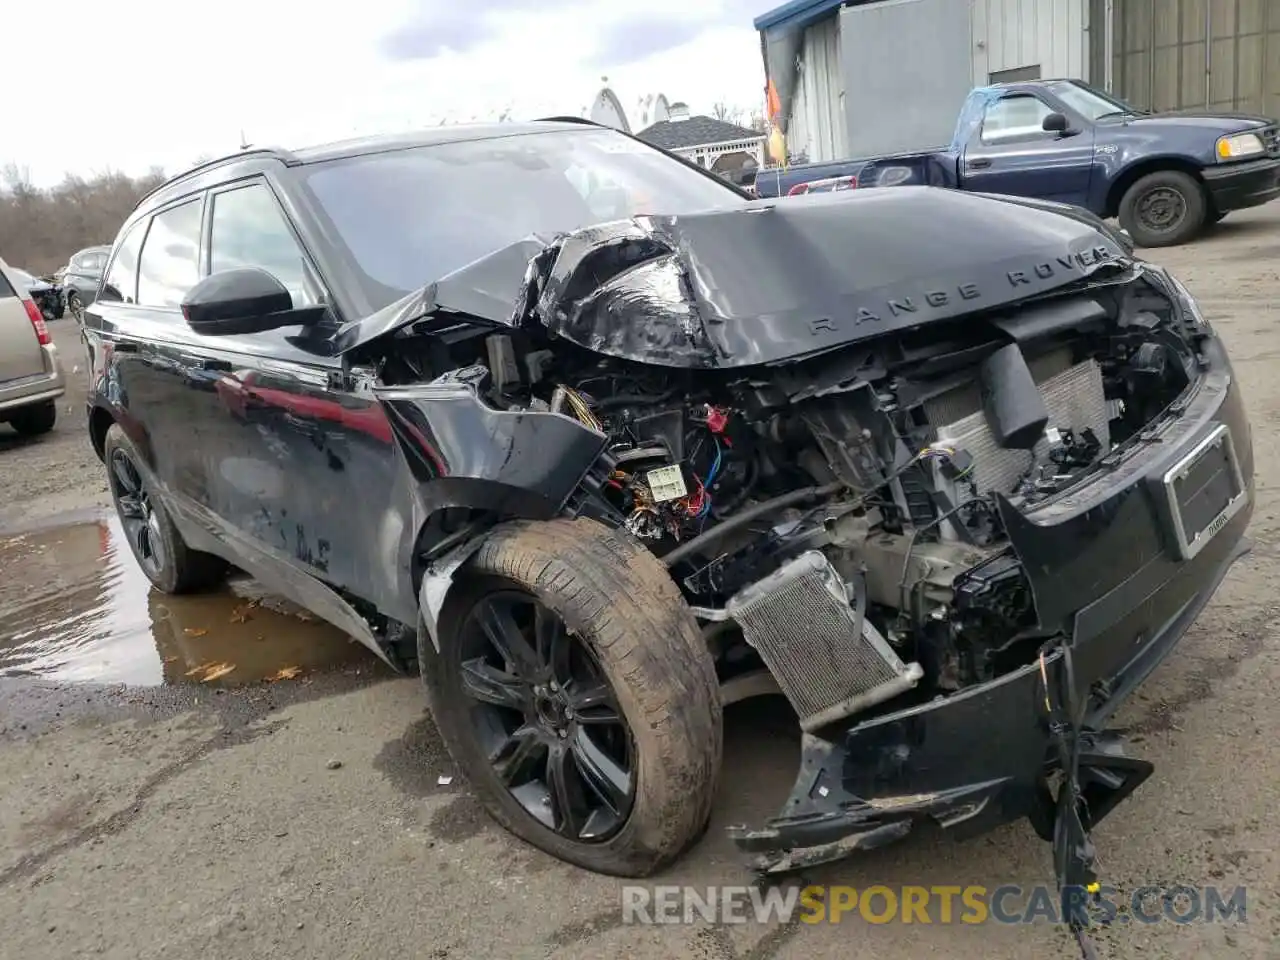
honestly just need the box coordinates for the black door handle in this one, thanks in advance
[967,157,992,169]
[110,340,139,353]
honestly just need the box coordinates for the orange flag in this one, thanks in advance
[765,78,782,122]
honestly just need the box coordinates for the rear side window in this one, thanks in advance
[209,183,317,307]
[0,269,14,298]
[99,221,147,303]
[137,198,203,308]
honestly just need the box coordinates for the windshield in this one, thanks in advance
[11,269,35,288]
[1046,80,1143,121]
[294,127,745,312]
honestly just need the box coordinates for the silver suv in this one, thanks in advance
[0,255,66,436]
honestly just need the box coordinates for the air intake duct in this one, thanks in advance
[979,343,1049,450]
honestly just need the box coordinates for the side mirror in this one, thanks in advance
[1042,112,1072,135]
[181,268,325,336]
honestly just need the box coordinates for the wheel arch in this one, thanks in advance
[88,403,116,461]
[1104,157,1206,219]
[408,506,526,653]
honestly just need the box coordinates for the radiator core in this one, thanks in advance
[725,551,923,731]
[927,356,1112,496]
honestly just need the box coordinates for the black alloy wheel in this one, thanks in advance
[108,446,168,580]
[456,589,635,842]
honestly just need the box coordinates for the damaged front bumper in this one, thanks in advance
[731,338,1254,875]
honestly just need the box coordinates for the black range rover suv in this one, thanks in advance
[82,120,1253,897]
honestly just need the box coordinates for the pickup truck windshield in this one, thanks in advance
[296,128,745,312]
[1046,80,1143,121]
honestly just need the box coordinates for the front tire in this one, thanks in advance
[103,423,227,593]
[67,291,84,323]
[421,517,722,877]
[1118,170,1207,247]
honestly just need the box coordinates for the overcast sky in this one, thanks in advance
[5,0,769,187]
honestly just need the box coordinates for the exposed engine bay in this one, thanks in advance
[367,254,1206,733]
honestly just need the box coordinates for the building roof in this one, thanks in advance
[753,0,845,32]
[635,116,763,150]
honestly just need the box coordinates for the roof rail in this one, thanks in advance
[533,115,603,126]
[134,147,298,207]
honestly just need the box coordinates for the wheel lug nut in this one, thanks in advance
[549,681,558,692]
[557,728,567,738]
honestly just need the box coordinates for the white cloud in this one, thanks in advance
[3,0,767,187]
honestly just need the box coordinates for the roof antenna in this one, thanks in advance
[239,128,250,150]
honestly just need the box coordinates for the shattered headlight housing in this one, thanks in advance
[1144,264,1210,329]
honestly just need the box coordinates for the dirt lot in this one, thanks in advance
[3,211,1280,959]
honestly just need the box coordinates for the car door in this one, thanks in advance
[196,178,401,609]
[101,194,218,503]
[961,92,1096,206]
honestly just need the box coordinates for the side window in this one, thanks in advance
[99,222,148,304]
[137,198,203,308]
[980,96,1054,143]
[82,253,106,273]
[209,183,317,307]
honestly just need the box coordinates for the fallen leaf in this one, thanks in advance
[185,661,216,677]
[184,628,208,637]
[199,662,236,682]
[230,605,253,623]
[162,656,178,664]
[266,666,302,682]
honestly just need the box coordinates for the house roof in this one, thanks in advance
[635,116,763,150]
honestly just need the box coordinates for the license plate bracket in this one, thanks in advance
[1161,423,1247,560]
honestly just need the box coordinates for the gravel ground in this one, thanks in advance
[2,210,1280,959]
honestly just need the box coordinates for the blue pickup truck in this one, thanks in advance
[754,79,1280,247]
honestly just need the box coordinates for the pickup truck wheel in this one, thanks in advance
[1118,170,1207,247]
[420,517,722,877]
[103,424,228,593]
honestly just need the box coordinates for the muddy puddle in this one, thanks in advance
[0,514,376,686]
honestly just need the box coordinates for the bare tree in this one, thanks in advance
[712,102,747,126]
[748,109,767,133]
[0,167,167,273]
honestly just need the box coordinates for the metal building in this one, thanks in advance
[1099,0,1280,116]
[755,0,1280,164]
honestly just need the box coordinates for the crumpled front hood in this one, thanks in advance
[511,188,1128,368]
[337,187,1128,367]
